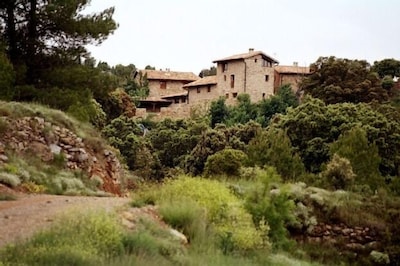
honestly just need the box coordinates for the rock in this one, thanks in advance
[34,117,45,125]
[346,243,365,251]
[77,153,89,163]
[365,241,380,250]
[121,218,135,230]
[342,228,352,235]
[169,228,188,245]
[0,154,8,162]
[49,144,62,155]
[29,141,53,162]
[122,211,135,222]
[60,137,75,146]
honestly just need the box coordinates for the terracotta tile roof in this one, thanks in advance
[183,75,217,88]
[274,65,311,74]
[140,69,199,81]
[213,50,279,64]
[161,92,188,99]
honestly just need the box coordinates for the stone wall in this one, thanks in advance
[0,116,123,195]
[215,55,275,105]
[187,84,219,104]
[295,222,381,253]
[148,80,188,98]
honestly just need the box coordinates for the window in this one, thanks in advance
[254,59,258,63]
[197,87,200,93]
[232,92,238,98]
[265,75,269,82]
[182,97,186,103]
[262,59,271,67]
[230,74,235,88]
[225,93,229,99]
[174,98,179,104]
[224,75,227,81]
[222,63,228,72]
[207,85,211,92]
[262,93,266,99]
[160,81,166,89]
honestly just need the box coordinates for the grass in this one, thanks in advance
[0,192,17,201]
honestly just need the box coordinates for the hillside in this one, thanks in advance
[0,101,125,196]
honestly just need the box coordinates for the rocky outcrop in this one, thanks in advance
[296,222,381,252]
[0,116,123,195]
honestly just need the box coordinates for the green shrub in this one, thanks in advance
[330,126,383,191]
[321,153,356,190]
[204,148,247,177]
[158,176,268,253]
[1,211,124,265]
[0,117,8,134]
[159,200,209,245]
[0,192,17,201]
[245,167,296,250]
[247,128,305,181]
[0,172,21,187]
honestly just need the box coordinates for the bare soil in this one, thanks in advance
[0,190,130,248]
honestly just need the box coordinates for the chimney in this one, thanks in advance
[249,48,254,53]
[293,62,298,67]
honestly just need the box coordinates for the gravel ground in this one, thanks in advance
[0,193,130,248]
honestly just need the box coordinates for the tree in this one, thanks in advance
[257,84,298,127]
[247,128,305,180]
[0,48,15,100]
[226,94,258,125]
[372,58,400,78]
[330,126,383,191]
[300,56,388,104]
[209,97,229,127]
[199,66,216,77]
[274,97,400,176]
[0,0,117,84]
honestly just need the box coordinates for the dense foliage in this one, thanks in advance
[300,56,389,104]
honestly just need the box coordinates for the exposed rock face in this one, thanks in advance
[295,222,381,253]
[0,116,123,195]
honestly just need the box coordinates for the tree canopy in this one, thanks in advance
[372,58,400,78]
[300,56,389,104]
[0,0,117,85]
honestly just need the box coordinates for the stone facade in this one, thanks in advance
[213,49,278,104]
[274,65,311,94]
[136,69,198,99]
[183,76,219,105]
[133,49,312,119]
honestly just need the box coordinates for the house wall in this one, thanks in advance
[187,84,219,105]
[147,80,189,98]
[216,60,246,105]
[244,55,275,102]
[216,55,275,105]
[274,73,304,94]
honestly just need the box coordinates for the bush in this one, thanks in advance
[247,128,305,181]
[321,154,356,190]
[157,176,269,253]
[204,148,247,177]
[0,172,21,187]
[330,126,383,191]
[159,200,209,245]
[1,211,124,265]
[245,167,296,250]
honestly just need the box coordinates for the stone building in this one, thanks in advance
[274,64,311,94]
[212,48,279,104]
[182,75,218,105]
[133,69,198,113]
[133,49,312,118]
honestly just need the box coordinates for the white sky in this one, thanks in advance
[85,0,400,74]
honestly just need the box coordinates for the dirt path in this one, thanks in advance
[0,194,130,248]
